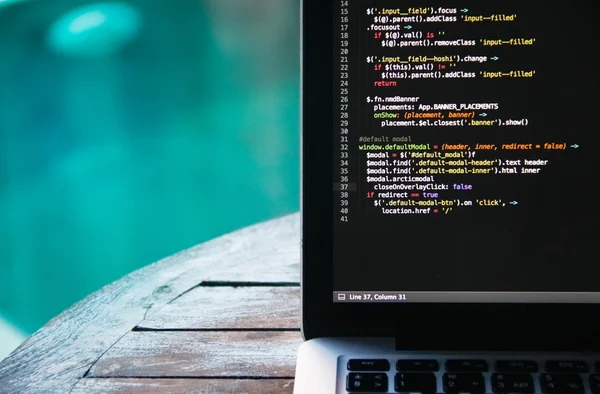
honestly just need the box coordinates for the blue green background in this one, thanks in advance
[0,0,300,337]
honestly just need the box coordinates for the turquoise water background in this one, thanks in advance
[0,0,300,336]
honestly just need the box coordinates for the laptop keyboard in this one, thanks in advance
[345,358,600,393]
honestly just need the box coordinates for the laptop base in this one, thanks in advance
[294,337,600,394]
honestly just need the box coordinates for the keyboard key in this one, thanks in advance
[540,373,584,394]
[395,372,437,393]
[347,359,390,371]
[443,373,485,393]
[346,372,387,392]
[495,360,538,373]
[491,373,534,393]
[446,359,488,372]
[590,374,600,394]
[397,359,439,372]
[545,360,589,373]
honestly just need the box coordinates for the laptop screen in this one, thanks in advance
[332,1,599,303]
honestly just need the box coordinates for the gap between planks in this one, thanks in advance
[85,376,295,380]
[151,280,300,319]
[176,281,300,299]
[133,328,300,332]
[197,281,300,287]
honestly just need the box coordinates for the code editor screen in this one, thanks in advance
[331,1,599,303]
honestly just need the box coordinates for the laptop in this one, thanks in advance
[295,0,599,393]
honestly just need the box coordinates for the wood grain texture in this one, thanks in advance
[71,378,294,393]
[137,286,300,330]
[0,214,300,394]
[88,331,302,378]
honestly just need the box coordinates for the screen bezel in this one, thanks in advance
[301,0,600,347]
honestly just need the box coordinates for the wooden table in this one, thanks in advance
[0,214,302,393]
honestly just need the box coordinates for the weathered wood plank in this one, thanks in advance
[71,378,294,393]
[0,214,300,394]
[88,331,302,378]
[137,286,300,330]
[200,235,300,282]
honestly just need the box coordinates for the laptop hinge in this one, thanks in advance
[395,326,600,352]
